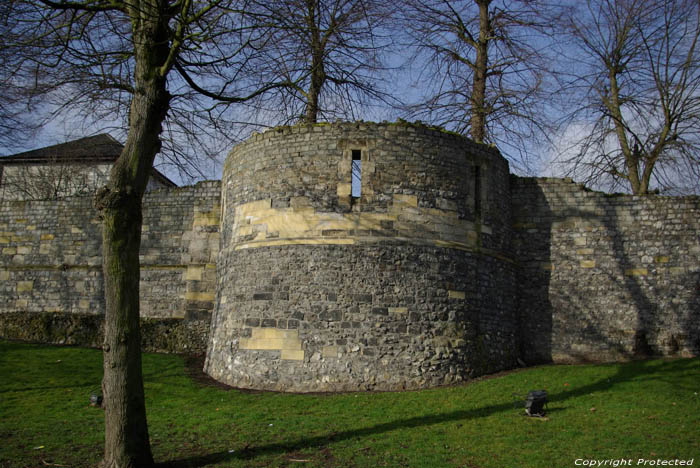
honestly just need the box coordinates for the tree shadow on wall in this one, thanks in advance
[156,357,697,468]
[513,178,700,365]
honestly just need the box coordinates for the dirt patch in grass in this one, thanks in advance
[279,447,337,467]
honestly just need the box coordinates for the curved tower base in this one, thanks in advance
[205,122,517,392]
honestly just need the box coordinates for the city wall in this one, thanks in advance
[0,181,221,353]
[511,176,700,363]
[0,123,697,389]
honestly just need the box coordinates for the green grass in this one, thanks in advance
[1,340,698,468]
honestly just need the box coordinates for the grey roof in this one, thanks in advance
[1,134,177,187]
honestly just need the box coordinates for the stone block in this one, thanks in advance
[337,183,352,198]
[185,291,215,302]
[624,268,648,276]
[240,327,303,356]
[185,266,203,281]
[280,349,304,361]
[479,224,493,235]
[290,196,313,210]
[251,327,299,340]
[512,222,536,229]
[17,281,34,293]
[244,318,260,327]
[237,199,271,217]
[436,198,458,211]
[247,338,298,350]
[237,225,254,236]
[252,292,273,300]
[322,346,338,358]
[580,260,596,269]
[448,290,465,299]
[193,210,220,227]
[392,194,418,208]
[353,294,372,303]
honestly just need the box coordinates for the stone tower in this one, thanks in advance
[204,122,518,392]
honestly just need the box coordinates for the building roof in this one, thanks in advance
[1,134,177,187]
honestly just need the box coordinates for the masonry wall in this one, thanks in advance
[206,122,518,392]
[2,124,698,388]
[0,181,221,352]
[0,163,172,201]
[511,176,700,364]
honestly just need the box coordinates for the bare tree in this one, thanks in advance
[400,0,557,169]
[554,0,700,195]
[0,2,41,151]
[241,0,395,124]
[4,1,294,466]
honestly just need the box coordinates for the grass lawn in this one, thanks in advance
[1,340,698,468]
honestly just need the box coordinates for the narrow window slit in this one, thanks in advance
[351,150,362,199]
[473,165,482,218]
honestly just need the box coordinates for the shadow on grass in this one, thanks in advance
[157,358,697,468]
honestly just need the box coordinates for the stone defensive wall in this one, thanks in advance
[1,122,698,392]
[205,122,519,392]
[511,176,700,364]
[0,181,221,353]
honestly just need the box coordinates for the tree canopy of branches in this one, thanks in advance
[0,159,109,200]
[4,0,289,181]
[400,0,555,169]
[0,2,40,151]
[555,0,700,195]
[241,0,394,124]
[3,1,294,466]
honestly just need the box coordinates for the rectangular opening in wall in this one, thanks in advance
[351,150,362,199]
[473,165,482,218]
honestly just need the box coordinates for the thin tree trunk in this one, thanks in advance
[305,0,324,123]
[97,1,171,466]
[470,0,490,143]
[607,69,644,194]
[306,65,324,123]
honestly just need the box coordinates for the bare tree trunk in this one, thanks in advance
[99,187,153,468]
[96,1,171,466]
[306,58,324,123]
[304,0,325,123]
[607,67,644,194]
[469,0,490,143]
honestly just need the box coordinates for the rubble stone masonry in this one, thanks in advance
[0,181,220,352]
[511,176,699,363]
[1,122,698,389]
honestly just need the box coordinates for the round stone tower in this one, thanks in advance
[204,122,517,392]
